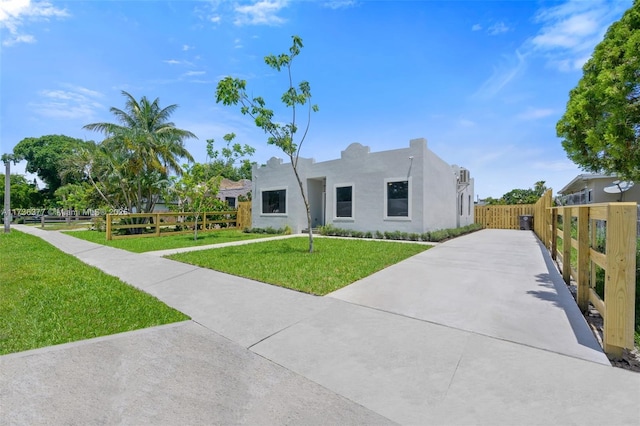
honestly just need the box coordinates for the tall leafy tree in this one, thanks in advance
[216,35,319,252]
[12,135,89,197]
[206,133,256,181]
[557,1,640,182]
[81,91,196,214]
[0,174,42,209]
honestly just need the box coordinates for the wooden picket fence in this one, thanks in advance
[474,204,535,229]
[105,201,252,240]
[547,202,637,357]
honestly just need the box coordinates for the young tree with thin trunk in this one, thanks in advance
[216,35,318,252]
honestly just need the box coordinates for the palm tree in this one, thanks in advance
[83,91,196,214]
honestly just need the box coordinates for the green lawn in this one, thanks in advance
[0,231,189,355]
[65,229,273,253]
[168,237,432,295]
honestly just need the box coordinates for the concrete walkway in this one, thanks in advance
[2,226,639,425]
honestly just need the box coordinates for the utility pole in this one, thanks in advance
[3,155,11,233]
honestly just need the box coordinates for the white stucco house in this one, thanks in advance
[251,138,474,233]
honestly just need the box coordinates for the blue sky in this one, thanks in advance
[0,0,633,198]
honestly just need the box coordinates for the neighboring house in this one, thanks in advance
[557,174,640,205]
[251,138,474,233]
[153,178,251,212]
[217,178,251,208]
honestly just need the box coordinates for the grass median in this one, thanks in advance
[65,229,273,253]
[0,231,189,355]
[167,236,432,295]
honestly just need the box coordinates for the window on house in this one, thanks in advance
[225,197,236,208]
[460,193,464,216]
[386,180,409,217]
[468,195,471,216]
[336,186,353,218]
[262,189,286,214]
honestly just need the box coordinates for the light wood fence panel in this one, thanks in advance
[550,202,637,357]
[106,210,245,240]
[475,204,535,229]
[237,201,252,230]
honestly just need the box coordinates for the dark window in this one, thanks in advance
[262,190,286,214]
[336,186,352,218]
[387,180,408,217]
[225,197,236,208]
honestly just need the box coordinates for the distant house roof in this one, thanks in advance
[557,173,616,195]
[219,178,251,190]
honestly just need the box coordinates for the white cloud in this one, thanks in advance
[488,21,510,35]
[517,108,555,120]
[164,59,181,65]
[531,0,631,71]
[183,71,206,77]
[234,0,288,26]
[30,85,103,120]
[473,49,527,100]
[471,23,482,31]
[322,1,358,9]
[182,44,194,51]
[458,118,476,128]
[0,0,69,46]
[209,15,221,23]
[472,0,630,99]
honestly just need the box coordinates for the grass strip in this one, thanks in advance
[64,229,272,253]
[0,231,189,355]
[168,237,431,295]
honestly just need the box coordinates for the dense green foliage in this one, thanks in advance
[0,231,188,355]
[0,174,42,208]
[12,135,90,197]
[484,181,548,205]
[205,133,255,181]
[216,35,318,252]
[557,1,640,181]
[168,237,431,295]
[67,91,196,214]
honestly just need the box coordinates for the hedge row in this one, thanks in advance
[317,223,483,242]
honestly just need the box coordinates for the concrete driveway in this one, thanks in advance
[2,226,639,425]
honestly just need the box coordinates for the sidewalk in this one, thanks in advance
[2,226,639,425]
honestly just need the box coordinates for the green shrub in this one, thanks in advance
[318,223,482,243]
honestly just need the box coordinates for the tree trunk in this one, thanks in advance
[290,161,313,253]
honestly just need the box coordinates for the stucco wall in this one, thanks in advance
[251,138,474,233]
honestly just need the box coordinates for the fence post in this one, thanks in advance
[603,203,637,357]
[562,207,572,284]
[155,213,160,237]
[551,208,557,261]
[544,191,552,250]
[106,214,112,240]
[576,206,589,312]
